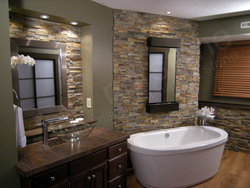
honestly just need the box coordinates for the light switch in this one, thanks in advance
[87,98,91,108]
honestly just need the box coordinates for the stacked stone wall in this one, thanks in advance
[113,10,200,133]
[207,107,250,153]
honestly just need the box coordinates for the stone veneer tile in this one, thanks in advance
[207,107,250,154]
[113,9,200,133]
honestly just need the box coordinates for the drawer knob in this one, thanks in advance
[117,185,122,188]
[87,176,91,180]
[117,164,122,169]
[50,176,56,181]
[92,174,96,179]
[117,148,122,152]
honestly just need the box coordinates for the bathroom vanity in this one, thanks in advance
[16,127,129,188]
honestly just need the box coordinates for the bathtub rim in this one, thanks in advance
[127,126,228,156]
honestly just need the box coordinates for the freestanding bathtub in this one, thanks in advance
[127,126,228,188]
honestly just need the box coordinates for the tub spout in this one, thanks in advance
[200,119,207,126]
[198,115,215,126]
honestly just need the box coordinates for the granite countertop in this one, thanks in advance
[16,127,130,178]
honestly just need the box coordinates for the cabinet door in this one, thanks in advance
[90,163,107,188]
[70,170,91,188]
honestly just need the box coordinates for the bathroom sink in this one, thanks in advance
[51,124,93,143]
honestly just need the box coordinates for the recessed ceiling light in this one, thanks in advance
[70,21,78,25]
[166,11,171,14]
[40,15,49,19]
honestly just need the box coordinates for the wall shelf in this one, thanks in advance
[146,102,179,113]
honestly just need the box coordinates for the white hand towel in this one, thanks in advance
[13,104,26,148]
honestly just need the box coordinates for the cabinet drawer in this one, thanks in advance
[108,153,127,180]
[69,149,107,176]
[108,173,127,188]
[108,141,127,159]
[31,165,68,188]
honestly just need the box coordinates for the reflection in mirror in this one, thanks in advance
[146,37,180,113]
[148,48,177,104]
[165,48,176,102]
[11,38,67,117]
[149,53,163,103]
[148,49,177,103]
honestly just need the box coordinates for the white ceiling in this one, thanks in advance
[92,0,250,21]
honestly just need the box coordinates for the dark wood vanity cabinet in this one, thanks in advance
[17,128,129,188]
[19,141,128,188]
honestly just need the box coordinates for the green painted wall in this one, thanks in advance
[199,43,217,101]
[200,14,250,37]
[0,0,20,187]
[81,25,94,120]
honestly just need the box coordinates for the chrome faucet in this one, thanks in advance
[199,118,207,126]
[198,115,215,126]
[42,116,68,144]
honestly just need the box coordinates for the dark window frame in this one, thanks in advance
[148,50,165,103]
[11,38,68,117]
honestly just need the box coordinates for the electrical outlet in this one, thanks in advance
[87,98,91,108]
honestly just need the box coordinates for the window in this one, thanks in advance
[11,38,67,117]
[213,41,250,98]
[148,53,164,103]
[18,54,60,110]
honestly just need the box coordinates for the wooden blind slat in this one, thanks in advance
[213,42,250,99]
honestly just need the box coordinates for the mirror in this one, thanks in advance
[11,38,68,117]
[146,37,180,113]
[148,48,177,103]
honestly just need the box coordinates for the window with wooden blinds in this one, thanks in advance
[213,41,250,98]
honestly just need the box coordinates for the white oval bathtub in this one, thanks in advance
[127,126,228,188]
